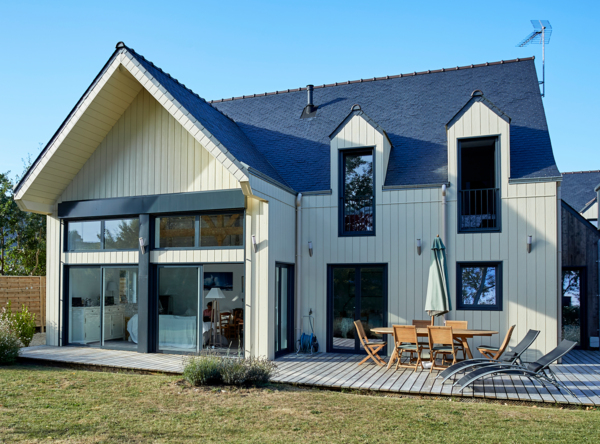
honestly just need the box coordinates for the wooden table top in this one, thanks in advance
[371,327,498,337]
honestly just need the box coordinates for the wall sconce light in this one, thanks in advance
[308,241,313,257]
[138,237,147,255]
[251,235,258,253]
[416,239,422,256]
[526,235,532,254]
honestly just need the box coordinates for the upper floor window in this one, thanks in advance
[155,213,243,249]
[339,149,375,236]
[67,218,139,251]
[458,137,500,232]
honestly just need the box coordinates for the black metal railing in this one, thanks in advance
[343,196,374,232]
[459,188,499,231]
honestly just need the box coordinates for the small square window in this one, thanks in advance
[456,262,502,311]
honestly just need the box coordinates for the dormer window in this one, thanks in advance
[458,137,500,232]
[339,148,375,236]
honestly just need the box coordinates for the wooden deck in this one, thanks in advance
[19,345,600,406]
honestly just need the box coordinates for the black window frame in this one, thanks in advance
[456,261,503,311]
[338,147,376,237]
[457,136,501,234]
[153,211,245,250]
[65,217,140,252]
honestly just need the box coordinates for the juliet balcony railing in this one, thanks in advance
[459,188,500,232]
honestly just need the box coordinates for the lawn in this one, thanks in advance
[0,365,599,443]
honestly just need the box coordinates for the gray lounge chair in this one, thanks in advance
[455,340,578,397]
[437,329,540,384]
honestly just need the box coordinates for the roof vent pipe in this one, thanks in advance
[301,85,318,119]
[307,85,314,110]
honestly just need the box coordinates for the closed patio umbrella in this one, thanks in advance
[424,236,451,325]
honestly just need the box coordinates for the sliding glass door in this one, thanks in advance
[157,266,203,353]
[67,266,138,351]
[275,263,294,357]
[327,264,387,353]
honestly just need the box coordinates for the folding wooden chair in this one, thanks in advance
[392,325,424,372]
[445,320,468,360]
[427,326,457,373]
[354,320,387,366]
[477,325,515,360]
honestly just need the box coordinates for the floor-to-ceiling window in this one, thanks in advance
[275,263,294,357]
[157,266,202,353]
[68,266,138,351]
[328,264,387,353]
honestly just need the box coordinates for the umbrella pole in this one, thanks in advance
[431,316,434,326]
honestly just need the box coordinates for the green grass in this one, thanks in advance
[0,365,599,443]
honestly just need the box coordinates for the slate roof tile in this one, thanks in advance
[561,171,600,212]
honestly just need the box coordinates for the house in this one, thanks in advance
[15,42,563,360]
[560,171,600,349]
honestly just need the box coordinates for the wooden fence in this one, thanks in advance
[0,276,46,331]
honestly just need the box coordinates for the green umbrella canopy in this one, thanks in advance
[424,236,451,318]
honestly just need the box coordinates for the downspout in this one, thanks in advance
[441,184,447,243]
[597,240,600,347]
[295,193,302,344]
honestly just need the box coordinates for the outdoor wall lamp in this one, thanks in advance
[417,239,422,256]
[308,241,313,257]
[526,235,532,254]
[138,237,148,255]
[251,235,258,253]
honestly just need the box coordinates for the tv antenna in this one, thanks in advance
[517,20,552,97]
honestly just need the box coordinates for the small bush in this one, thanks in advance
[183,354,277,387]
[183,355,222,386]
[2,302,36,347]
[0,307,21,365]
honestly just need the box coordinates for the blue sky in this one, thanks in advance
[1,0,598,182]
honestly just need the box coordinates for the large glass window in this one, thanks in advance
[340,149,374,236]
[456,262,502,311]
[155,213,243,248]
[68,221,102,250]
[67,219,139,251]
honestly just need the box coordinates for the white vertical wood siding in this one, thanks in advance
[46,214,61,346]
[60,88,239,202]
[150,249,244,264]
[243,176,296,359]
[298,108,559,360]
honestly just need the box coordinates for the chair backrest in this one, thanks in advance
[445,320,468,330]
[232,308,243,321]
[412,320,431,328]
[428,326,454,351]
[496,325,516,356]
[393,325,418,346]
[526,340,577,373]
[220,312,231,325]
[354,320,368,346]
[502,329,540,362]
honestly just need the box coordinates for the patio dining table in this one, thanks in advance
[371,327,498,370]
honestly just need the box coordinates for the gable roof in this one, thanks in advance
[213,58,560,192]
[446,91,511,128]
[561,170,600,212]
[329,106,392,145]
[17,45,561,204]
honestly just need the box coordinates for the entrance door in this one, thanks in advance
[275,263,294,357]
[157,266,203,353]
[562,267,587,349]
[327,264,387,353]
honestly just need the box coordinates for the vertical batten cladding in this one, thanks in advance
[244,176,296,359]
[60,88,240,202]
[446,101,558,361]
[45,213,61,346]
[299,105,558,360]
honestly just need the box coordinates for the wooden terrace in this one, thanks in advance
[18,345,600,406]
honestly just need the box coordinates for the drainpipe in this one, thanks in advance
[597,240,600,347]
[295,193,303,344]
[441,184,447,243]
